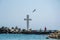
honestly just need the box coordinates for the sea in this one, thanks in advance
[0,34,59,40]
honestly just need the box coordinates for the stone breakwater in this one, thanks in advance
[0,26,58,34]
[48,31,60,39]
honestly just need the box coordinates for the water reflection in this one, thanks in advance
[0,34,60,40]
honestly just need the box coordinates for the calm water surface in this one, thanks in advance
[0,34,59,40]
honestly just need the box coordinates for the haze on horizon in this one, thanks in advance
[0,0,60,30]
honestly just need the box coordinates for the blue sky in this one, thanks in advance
[0,0,60,30]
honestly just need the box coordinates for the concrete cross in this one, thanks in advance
[24,15,32,31]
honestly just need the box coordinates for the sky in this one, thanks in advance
[0,0,60,30]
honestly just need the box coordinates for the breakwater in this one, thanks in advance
[0,26,58,34]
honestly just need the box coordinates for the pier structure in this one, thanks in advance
[24,15,32,31]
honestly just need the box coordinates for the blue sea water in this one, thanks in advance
[0,34,59,40]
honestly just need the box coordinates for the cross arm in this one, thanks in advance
[29,19,32,21]
[24,19,27,20]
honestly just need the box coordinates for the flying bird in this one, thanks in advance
[32,9,36,13]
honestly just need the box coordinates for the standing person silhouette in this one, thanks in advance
[44,26,47,32]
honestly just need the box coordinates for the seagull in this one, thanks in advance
[32,9,36,13]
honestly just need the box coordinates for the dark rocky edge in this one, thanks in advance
[0,26,58,34]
